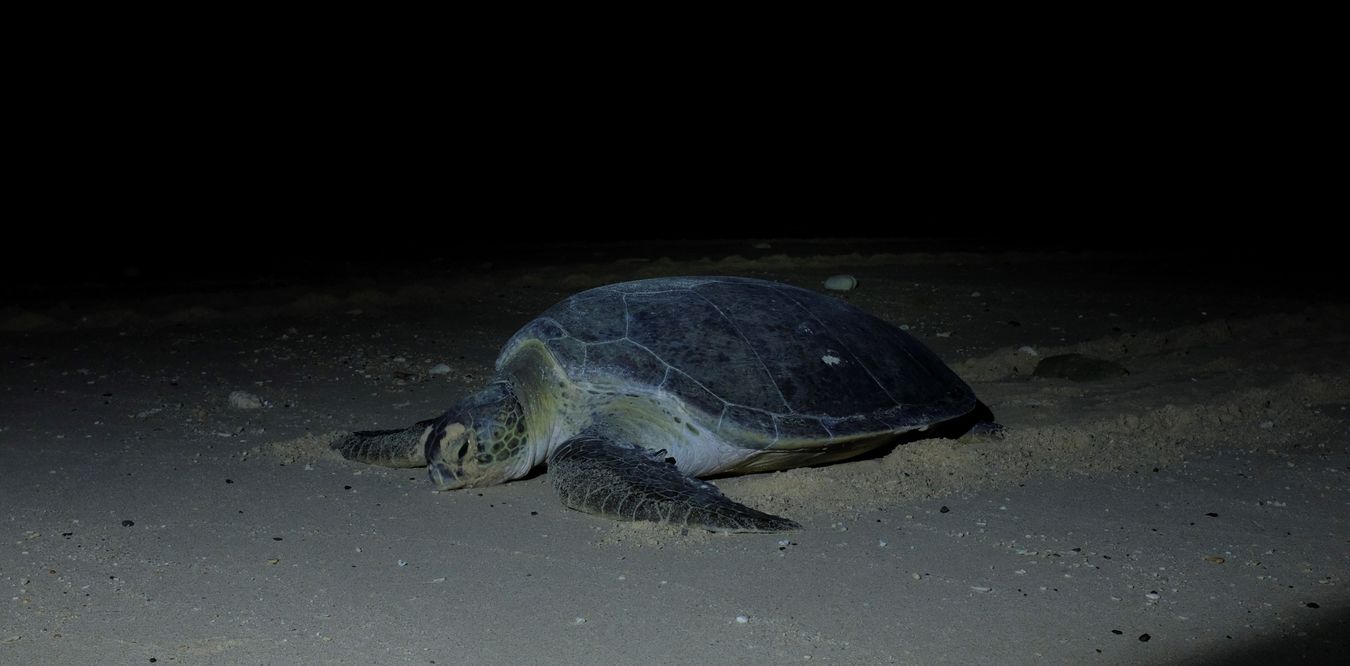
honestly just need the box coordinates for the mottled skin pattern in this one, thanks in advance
[333,276,980,533]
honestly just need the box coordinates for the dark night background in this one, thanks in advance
[6,37,1335,303]
[4,120,1335,300]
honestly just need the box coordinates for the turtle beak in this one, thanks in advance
[428,459,463,489]
[425,421,472,490]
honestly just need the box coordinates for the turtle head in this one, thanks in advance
[424,382,530,490]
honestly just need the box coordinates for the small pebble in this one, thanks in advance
[228,391,263,410]
[1138,633,1151,642]
[397,560,408,567]
[735,615,749,624]
[120,520,134,527]
[823,275,857,291]
[1033,353,1128,381]
[428,364,452,376]
[574,617,586,625]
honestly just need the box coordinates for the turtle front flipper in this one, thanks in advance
[547,436,800,533]
[332,426,428,468]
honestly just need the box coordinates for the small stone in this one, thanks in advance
[428,364,452,376]
[823,275,857,291]
[121,520,134,527]
[228,391,263,410]
[735,615,749,624]
[1033,354,1128,381]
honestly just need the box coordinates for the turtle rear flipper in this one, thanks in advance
[332,427,427,468]
[547,436,800,533]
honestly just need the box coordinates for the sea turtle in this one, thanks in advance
[333,276,983,532]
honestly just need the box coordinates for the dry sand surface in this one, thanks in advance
[2,244,1347,664]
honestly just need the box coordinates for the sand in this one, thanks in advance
[2,245,1346,664]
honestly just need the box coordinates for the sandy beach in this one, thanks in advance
[2,242,1346,664]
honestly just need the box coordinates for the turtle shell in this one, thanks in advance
[498,276,975,446]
